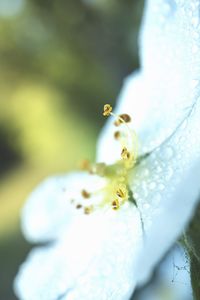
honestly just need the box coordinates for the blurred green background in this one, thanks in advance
[0,0,143,298]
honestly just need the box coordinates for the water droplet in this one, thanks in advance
[191,16,199,27]
[142,187,149,198]
[156,165,163,173]
[133,192,139,200]
[143,168,150,177]
[146,219,153,228]
[158,183,165,191]
[143,203,150,210]
[165,167,174,181]
[153,193,161,205]
[149,182,156,190]
[162,146,174,160]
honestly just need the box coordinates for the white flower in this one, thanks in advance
[14,0,200,299]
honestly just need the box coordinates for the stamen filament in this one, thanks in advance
[109,111,139,165]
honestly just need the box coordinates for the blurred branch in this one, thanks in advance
[185,200,200,299]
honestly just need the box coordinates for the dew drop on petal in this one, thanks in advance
[158,183,165,191]
[165,167,174,181]
[143,203,150,210]
[162,146,174,160]
[149,182,156,190]
[143,168,150,177]
[152,193,161,206]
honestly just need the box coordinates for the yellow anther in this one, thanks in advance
[119,114,131,123]
[76,204,82,209]
[81,189,91,199]
[114,119,121,127]
[114,114,131,126]
[116,188,125,199]
[84,206,93,215]
[112,199,120,210]
[103,104,112,117]
[114,131,120,140]
[121,147,131,160]
[116,183,128,200]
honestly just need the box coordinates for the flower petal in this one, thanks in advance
[14,243,73,300]
[130,97,200,285]
[22,172,106,243]
[14,203,143,300]
[97,0,200,164]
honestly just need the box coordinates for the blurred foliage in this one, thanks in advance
[190,256,200,300]
[186,202,200,300]
[0,0,144,299]
[0,0,143,123]
[0,231,31,300]
[0,124,22,175]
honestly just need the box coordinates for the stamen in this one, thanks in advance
[114,131,121,140]
[75,104,139,215]
[103,104,112,117]
[84,206,93,214]
[114,119,121,127]
[102,104,139,166]
[121,147,131,160]
[112,199,120,210]
[116,188,125,198]
[76,204,82,209]
[114,114,131,126]
[81,189,91,199]
[119,114,131,123]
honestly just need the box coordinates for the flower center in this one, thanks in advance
[71,104,138,214]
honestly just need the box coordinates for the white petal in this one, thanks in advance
[130,97,200,285]
[14,243,73,300]
[136,245,192,300]
[22,172,106,243]
[14,203,143,300]
[97,0,200,164]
